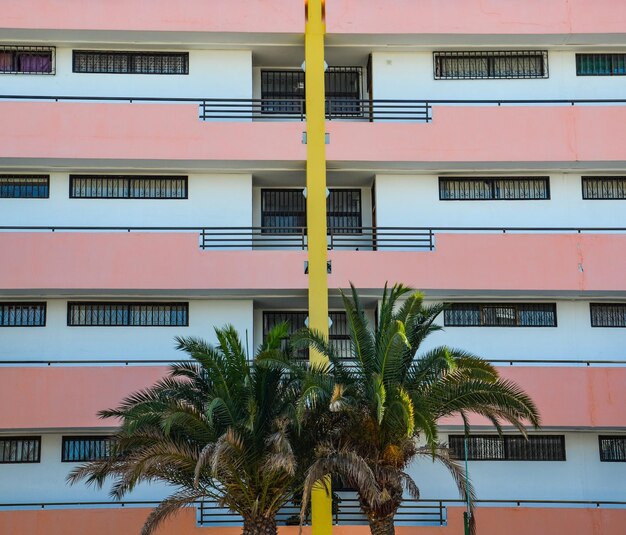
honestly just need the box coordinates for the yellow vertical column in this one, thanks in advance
[305,0,332,534]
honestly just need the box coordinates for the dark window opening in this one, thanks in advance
[70,175,188,199]
[0,437,41,463]
[0,46,54,74]
[444,303,557,327]
[73,50,189,74]
[599,436,626,462]
[0,175,49,198]
[62,436,112,462]
[439,177,550,200]
[68,302,189,327]
[434,51,548,80]
[449,435,566,461]
[590,304,626,328]
[0,303,46,327]
[577,54,626,76]
[582,177,626,200]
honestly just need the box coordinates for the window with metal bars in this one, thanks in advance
[0,175,49,198]
[590,304,626,327]
[62,436,112,462]
[577,54,626,76]
[439,177,549,200]
[68,302,189,327]
[434,51,548,80]
[582,177,626,200]
[0,437,41,463]
[0,303,46,327]
[262,311,352,359]
[0,46,54,74]
[69,175,188,199]
[448,435,566,461]
[73,50,189,74]
[261,189,362,234]
[444,303,557,327]
[599,436,626,462]
[260,67,363,115]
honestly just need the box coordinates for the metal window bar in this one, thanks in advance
[444,304,557,327]
[72,51,189,75]
[0,437,41,463]
[449,435,565,461]
[0,175,49,198]
[434,50,548,80]
[67,302,189,327]
[62,437,112,462]
[69,175,188,199]
[0,46,54,74]
[576,54,626,76]
[590,304,626,327]
[0,303,46,327]
[582,177,626,200]
[599,436,626,462]
[439,177,549,201]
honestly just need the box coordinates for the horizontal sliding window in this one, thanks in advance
[0,303,46,327]
[599,436,626,462]
[69,175,188,199]
[263,311,351,359]
[449,435,566,461]
[444,303,557,327]
[62,436,112,462]
[0,437,41,463]
[434,50,548,80]
[439,177,549,200]
[0,46,54,74]
[261,189,362,234]
[73,50,189,74]
[0,175,49,198]
[577,54,626,76]
[590,304,626,328]
[68,302,189,327]
[582,177,626,200]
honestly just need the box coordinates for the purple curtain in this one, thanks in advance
[18,53,52,73]
[0,52,13,72]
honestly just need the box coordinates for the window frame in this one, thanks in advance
[0,302,47,327]
[581,176,626,200]
[433,50,549,80]
[69,175,188,200]
[576,54,626,76]
[598,436,626,462]
[0,436,42,464]
[590,303,626,328]
[0,46,55,75]
[72,50,189,75]
[439,177,550,201]
[67,302,189,327]
[444,303,558,328]
[448,435,566,462]
[61,436,113,462]
[0,175,50,199]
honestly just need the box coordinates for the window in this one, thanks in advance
[576,54,626,76]
[73,51,189,74]
[0,46,54,74]
[62,436,112,462]
[599,436,626,462]
[68,302,189,327]
[590,304,626,327]
[439,177,549,200]
[262,311,352,359]
[0,175,49,198]
[0,303,46,327]
[70,175,187,199]
[260,67,363,116]
[444,303,557,327]
[449,435,566,461]
[582,177,626,200]
[434,51,548,80]
[261,189,362,234]
[0,437,41,463]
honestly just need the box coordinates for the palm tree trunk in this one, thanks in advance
[242,516,277,535]
[367,515,395,535]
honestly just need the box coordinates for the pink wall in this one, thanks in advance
[326,0,626,35]
[2,103,626,165]
[0,0,302,33]
[0,505,624,535]
[0,233,624,293]
[1,366,624,430]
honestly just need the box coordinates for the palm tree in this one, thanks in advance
[293,284,541,535]
[68,323,306,535]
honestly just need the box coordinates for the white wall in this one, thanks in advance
[417,300,624,362]
[0,299,254,362]
[0,173,252,227]
[409,432,626,502]
[372,50,626,101]
[374,173,626,229]
[0,48,252,99]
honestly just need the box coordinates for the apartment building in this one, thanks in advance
[0,1,625,534]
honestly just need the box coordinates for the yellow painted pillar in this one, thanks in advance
[305,0,332,534]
